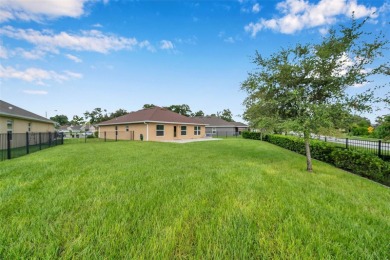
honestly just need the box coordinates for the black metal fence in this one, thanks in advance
[207,132,242,138]
[289,133,390,161]
[0,132,64,161]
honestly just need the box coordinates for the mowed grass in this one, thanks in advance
[0,139,389,258]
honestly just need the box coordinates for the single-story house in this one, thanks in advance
[97,107,208,141]
[0,100,55,134]
[82,123,97,133]
[59,123,97,137]
[58,125,83,137]
[194,116,249,136]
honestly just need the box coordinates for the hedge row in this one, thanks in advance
[242,131,390,186]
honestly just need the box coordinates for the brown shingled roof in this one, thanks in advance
[195,116,236,127]
[0,100,54,124]
[98,107,207,126]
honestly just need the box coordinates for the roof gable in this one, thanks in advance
[194,116,248,127]
[0,100,54,124]
[98,107,207,125]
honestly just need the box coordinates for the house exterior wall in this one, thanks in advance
[147,123,205,141]
[205,126,236,136]
[98,123,206,141]
[98,124,147,140]
[0,116,55,134]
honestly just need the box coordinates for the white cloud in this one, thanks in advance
[0,26,141,54]
[23,90,48,95]
[252,3,261,13]
[0,0,89,23]
[92,23,103,28]
[0,65,82,85]
[65,53,82,63]
[64,70,83,79]
[160,40,174,50]
[18,48,46,60]
[245,0,378,36]
[139,40,156,52]
[0,44,7,58]
[224,37,235,43]
[319,27,329,35]
[175,36,197,45]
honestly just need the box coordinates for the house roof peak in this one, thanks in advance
[0,100,54,124]
[98,106,207,126]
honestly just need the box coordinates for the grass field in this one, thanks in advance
[0,139,389,258]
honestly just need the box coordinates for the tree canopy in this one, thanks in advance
[165,104,192,117]
[241,17,388,172]
[69,115,85,126]
[217,109,234,122]
[50,114,69,126]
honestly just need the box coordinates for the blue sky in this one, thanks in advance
[0,0,389,123]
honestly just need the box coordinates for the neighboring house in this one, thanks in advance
[0,100,55,134]
[81,123,97,133]
[231,121,250,134]
[195,116,249,136]
[98,107,207,141]
[59,125,83,137]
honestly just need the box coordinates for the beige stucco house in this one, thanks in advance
[98,107,208,141]
[0,100,55,134]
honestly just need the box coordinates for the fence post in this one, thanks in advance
[39,132,42,150]
[378,140,382,158]
[7,132,11,160]
[26,132,30,154]
[346,138,349,149]
[115,131,118,142]
[49,133,52,147]
[324,136,327,142]
[85,133,87,143]
[104,131,106,142]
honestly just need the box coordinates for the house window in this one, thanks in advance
[126,125,129,132]
[28,123,32,132]
[194,126,201,136]
[156,125,164,136]
[181,126,187,136]
[212,127,217,134]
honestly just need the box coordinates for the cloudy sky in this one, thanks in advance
[0,0,389,123]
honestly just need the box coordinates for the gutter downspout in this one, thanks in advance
[144,122,149,141]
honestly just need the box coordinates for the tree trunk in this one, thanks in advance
[304,131,313,172]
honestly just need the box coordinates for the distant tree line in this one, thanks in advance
[142,103,234,122]
[50,104,236,127]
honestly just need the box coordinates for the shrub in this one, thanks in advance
[331,149,390,185]
[350,126,368,136]
[244,133,390,185]
[242,131,262,140]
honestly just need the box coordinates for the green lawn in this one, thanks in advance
[0,139,389,258]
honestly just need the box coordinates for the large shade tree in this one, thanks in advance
[50,114,69,126]
[242,17,388,172]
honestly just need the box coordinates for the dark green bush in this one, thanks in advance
[242,131,262,140]
[350,126,368,136]
[244,133,390,185]
[331,149,390,185]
